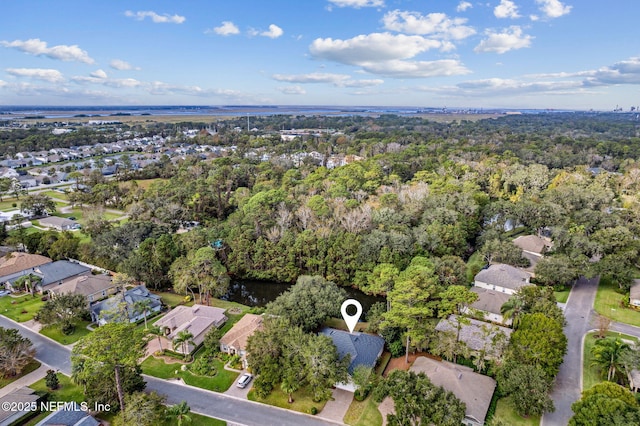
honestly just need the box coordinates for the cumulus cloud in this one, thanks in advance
[209,21,240,36]
[1,38,94,64]
[261,24,284,39]
[494,0,521,19]
[474,26,533,54]
[6,68,64,83]
[90,69,108,79]
[278,86,306,95]
[382,10,476,40]
[359,59,470,78]
[535,0,572,18]
[272,72,383,87]
[124,10,186,24]
[327,0,384,8]
[456,1,472,12]
[110,59,139,71]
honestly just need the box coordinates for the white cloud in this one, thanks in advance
[474,26,532,54]
[110,59,139,71]
[261,24,284,39]
[535,0,572,18]
[278,86,306,95]
[124,10,186,24]
[210,21,240,36]
[0,80,6,88]
[457,2,472,12]
[327,0,384,8]
[1,38,94,64]
[6,68,64,83]
[90,69,108,79]
[359,59,470,78]
[272,72,383,87]
[382,10,476,40]
[494,0,521,19]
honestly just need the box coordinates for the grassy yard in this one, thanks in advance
[40,320,92,345]
[141,355,238,392]
[40,190,69,201]
[154,291,194,308]
[0,360,41,388]
[30,373,85,403]
[162,412,226,426]
[493,396,540,426]
[583,331,638,391]
[554,287,571,303]
[0,293,45,322]
[344,395,382,426]
[594,278,640,326]
[247,385,328,415]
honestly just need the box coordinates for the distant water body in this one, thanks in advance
[0,104,578,119]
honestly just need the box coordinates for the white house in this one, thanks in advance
[474,264,532,295]
[467,287,513,326]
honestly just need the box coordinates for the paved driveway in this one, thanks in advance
[318,388,352,424]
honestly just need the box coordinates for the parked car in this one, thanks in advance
[237,373,253,389]
[0,290,10,297]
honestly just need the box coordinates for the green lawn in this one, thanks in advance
[40,190,69,201]
[247,385,328,415]
[0,293,45,322]
[583,331,639,391]
[594,278,640,326]
[466,251,486,284]
[141,354,238,392]
[155,291,194,308]
[40,320,92,345]
[493,396,540,426]
[162,412,226,426]
[344,395,382,426]
[30,373,85,404]
[0,359,41,388]
[554,287,571,303]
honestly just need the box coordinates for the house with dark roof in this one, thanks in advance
[0,387,41,426]
[0,252,52,292]
[435,315,512,360]
[319,327,385,392]
[35,401,100,426]
[474,263,532,295]
[154,304,227,354]
[410,357,496,426]
[33,260,91,293]
[466,287,513,326]
[90,285,162,326]
[219,313,264,368]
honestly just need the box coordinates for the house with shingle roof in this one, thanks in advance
[33,260,91,293]
[467,287,513,326]
[219,313,264,368]
[410,357,496,426]
[48,274,117,303]
[474,263,532,295]
[38,216,81,231]
[319,327,385,392]
[0,387,41,426]
[0,252,52,292]
[90,285,162,326]
[435,315,512,359]
[154,304,227,354]
[35,401,99,426]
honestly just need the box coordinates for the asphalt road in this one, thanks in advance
[0,315,341,426]
[542,276,599,426]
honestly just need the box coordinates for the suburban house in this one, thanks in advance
[0,387,41,426]
[513,235,553,271]
[47,274,117,303]
[630,279,640,308]
[410,356,496,426]
[90,285,162,326]
[466,287,513,326]
[33,260,91,293]
[474,264,532,295]
[0,252,52,292]
[154,304,227,354]
[35,401,100,426]
[435,315,513,359]
[319,327,385,392]
[220,313,264,368]
[38,216,81,231]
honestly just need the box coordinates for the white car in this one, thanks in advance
[237,373,253,389]
[0,290,10,297]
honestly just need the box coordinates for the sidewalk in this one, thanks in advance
[0,363,50,398]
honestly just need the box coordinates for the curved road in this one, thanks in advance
[0,316,341,426]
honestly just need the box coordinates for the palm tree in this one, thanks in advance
[166,401,192,426]
[500,296,524,329]
[173,330,194,360]
[134,299,152,330]
[591,337,630,382]
[148,325,164,352]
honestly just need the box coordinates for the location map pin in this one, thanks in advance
[341,299,363,334]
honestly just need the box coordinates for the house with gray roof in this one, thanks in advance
[90,285,162,326]
[319,327,385,392]
[435,315,512,360]
[474,263,532,295]
[154,304,227,354]
[48,274,117,303]
[33,260,91,293]
[35,401,99,426]
[410,357,496,426]
[38,216,81,231]
[0,387,41,426]
[466,287,513,326]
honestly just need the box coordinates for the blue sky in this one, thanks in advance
[1,0,638,110]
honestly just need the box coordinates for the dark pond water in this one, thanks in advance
[222,279,385,316]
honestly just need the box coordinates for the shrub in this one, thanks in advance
[310,407,318,415]
[45,370,59,390]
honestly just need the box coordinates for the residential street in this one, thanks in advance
[542,276,599,426]
[0,315,343,426]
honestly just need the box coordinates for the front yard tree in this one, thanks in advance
[591,337,631,382]
[71,323,145,412]
[20,193,56,217]
[170,246,229,305]
[113,391,166,426]
[0,327,35,377]
[534,255,578,288]
[498,363,554,417]
[165,401,192,426]
[570,382,640,425]
[38,293,88,335]
[173,330,194,360]
[303,334,349,402]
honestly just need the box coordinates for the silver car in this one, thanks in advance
[237,373,253,388]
